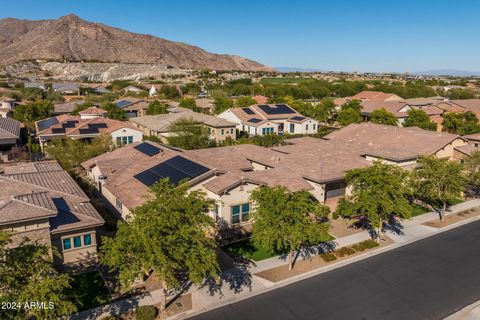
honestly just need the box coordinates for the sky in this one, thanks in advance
[2,0,480,73]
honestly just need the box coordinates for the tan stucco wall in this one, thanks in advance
[434,138,467,160]
[51,228,98,265]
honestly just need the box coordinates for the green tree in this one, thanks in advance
[102,103,128,120]
[166,118,211,150]
[214,96,234,114]
[146,101,168,115]
[464,150,480,195]
[337,108,363,126]
[234,96,256,108]
[100,180,219,303]
[336,162,411,240]
[179,98,201,112]
[159,85,181,99]
[44,134,113,172]
[403,108,437,130]
[369,108,398,126]
[251,186,330,270]
[0,231,76,320]
[13,99,54,128]
[72,102,94,115]
[413,156,466,221]
[442,112,480,135]
[448,88,476,100]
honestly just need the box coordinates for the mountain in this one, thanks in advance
[0,14,270,71]
[413,69,480,77]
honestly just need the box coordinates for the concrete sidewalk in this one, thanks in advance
[70,199,480,320]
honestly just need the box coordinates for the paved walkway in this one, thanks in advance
[69,199,480,320]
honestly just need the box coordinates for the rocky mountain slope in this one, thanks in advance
[0,14,270,71]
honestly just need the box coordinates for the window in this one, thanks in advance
[116,137,121,145]
[221,129,224,135]
[116,199,123,210]
[230,128,234,134]
[63,238,71,250]
[290,123,295,133]
[117,136,133,146]
[128,136,133,144]
[306,124,309,131]
[255,128,257,135]
[84,234,92,246]
[262,127,274,135]
[73,236,82,248]
[313,124,316,130]
[231,203,250,224]
[475,143,479,147]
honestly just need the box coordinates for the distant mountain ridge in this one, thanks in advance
[0,14,270,71]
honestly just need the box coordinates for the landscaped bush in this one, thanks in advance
[335,246,356,257]
[100,316,118,320]
[320,252,337,262]
[352,239,380,252]
[135,305,157,320]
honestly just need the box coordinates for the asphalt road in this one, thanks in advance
[191,220,480,320]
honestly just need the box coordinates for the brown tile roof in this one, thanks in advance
[454,144,478,156]
[252,95,269,104]
[325,123,463,161]
[350,91,403,101]
[361,101,410,118]
[79,106,108,115]
[0,117,21,140]
[0,161,103,231]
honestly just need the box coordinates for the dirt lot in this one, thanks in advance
[422,206,480,228]
[255,236,394,283]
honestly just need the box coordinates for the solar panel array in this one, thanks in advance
[52,128,66,134]
[89,123,108,129]
[37,117,59,132]
[242,107,255,115]
[134,143,161,156]
[79,127,100,134]
[290,116,305,121]
[257,104,296,115]
[135,155,210,187]
[62,120,79,128]
[247,118,262,123]
[115,100,132,108]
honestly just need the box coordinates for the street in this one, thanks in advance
[190,220,480,320]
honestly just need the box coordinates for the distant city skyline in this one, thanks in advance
[2,0,480,73]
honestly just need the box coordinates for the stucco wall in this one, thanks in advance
[111,127,143,145]
[51,228,98,265]
[434,138,467,160]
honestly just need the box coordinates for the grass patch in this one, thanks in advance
[65,270,111,312]
[222,239,276,261]
[448,198,464,206]
[352,239,379,252]
[410,203,429,217]
[319,252,337,262]
[334,246,356,257]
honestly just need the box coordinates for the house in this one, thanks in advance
[218,104,319,136]
[93,86,111,94]
[0,161,104,269]
[195,98,215,114]
[403,96,446,107]
[0,97,18,118]
[35,112,143,151]
[129,110,237,142]
[360,101,443,126]
[252,95,269,104]
[52,100,85,116]
[453,133,480,161]
[113,97,150,118]
[78,106,108,119]
[24,81,46,90]
[52,82,80,95]
[350,91,404,101]
[123,86,144,94]
[0,117,21,148]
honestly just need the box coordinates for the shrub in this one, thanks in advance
[320,252,337,262]
[101,316,118,320]
[135,305,157,320]
[335,246,356,257]
[352,239,379,252]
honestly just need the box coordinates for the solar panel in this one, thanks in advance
[258,104,296,115]
[134,155,210,187]
[62,120,79,128]
[37,117,59,132]
[247,118,262,123]
[165,156,210,177]
[89,123,108,129]
[134,143,161,156]
[79,128,100,134]
[242,107,255,115]
[290,116,305,121]
[115,100,132,108]
[52,128,66,134]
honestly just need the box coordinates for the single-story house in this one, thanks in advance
[52,100,85,116]
[114,97,150,118]
[24,81,46,90]
[0,117,21,148]
[0,161,104,269]
[349,91,404,102]
[129,110,237,142]
[0,97,18,118]
[52,82,80,95]
[123,86,144,94]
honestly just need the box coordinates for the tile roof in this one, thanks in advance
[350,91,403,101]
[454,144,478,156]
[0,117,21,140]
[361,101,410,118]
[53,100,84,114]
[0,161,103,231]
[79,106,108,115]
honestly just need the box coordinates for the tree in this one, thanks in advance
[448,88,477,100]
[234,96,256,108]
[166,118,211,150]
[403,108,437,130]
[336,162,411,240]
[146,101,168,115]
[251,186,330,270]
[413,156,466,221]
[13,99,53,128]
[100,180,219,307]
[464,150,480,195]
[337,108,363,126]
[72,101,94,115]
[102,103,127,120]
[159,85,181,99]
[179,98,201,112]
[44,134,113,172]
[369,108,398,126]
[214,96,234,114]
[0,231,76,320]
[442,112,480,135]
